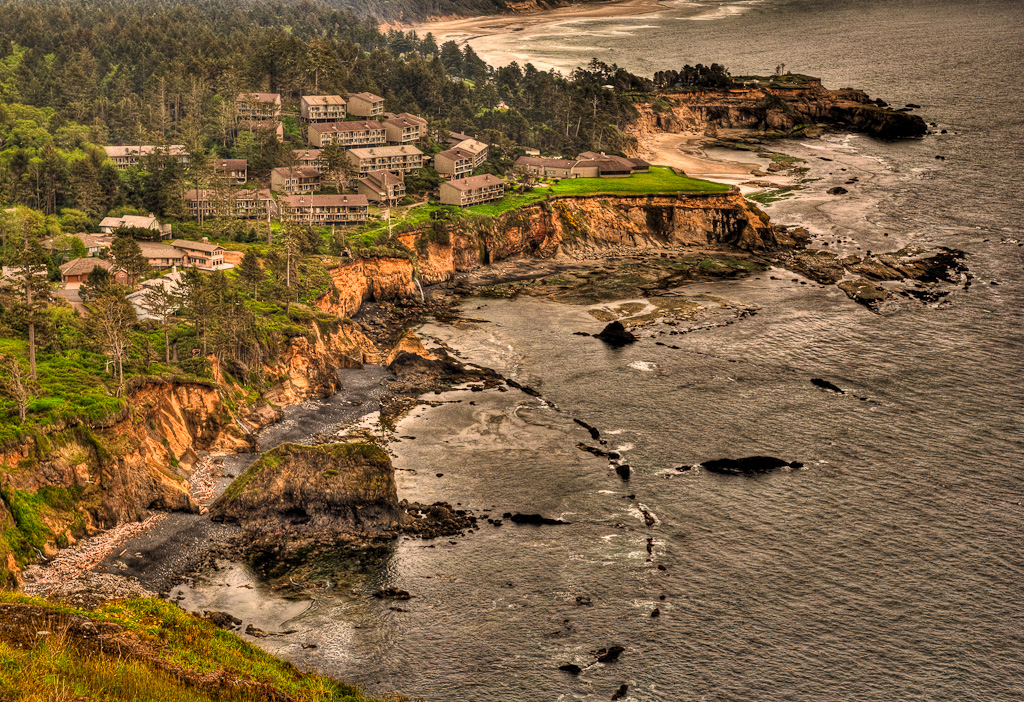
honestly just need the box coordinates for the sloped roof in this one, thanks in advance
[302,95,346,106]
[444,174,506,191]
[60,257,114,276]
[349,92,384,103]
[348,145,423,158]
[172,239,224,253]
[280,194,369,208]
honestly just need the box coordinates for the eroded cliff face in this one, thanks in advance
[392,192,788,284]
[632,84,927,140]
[317,258,418,320]
[0,380,249,582]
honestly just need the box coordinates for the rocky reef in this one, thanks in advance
[632,82,927,140]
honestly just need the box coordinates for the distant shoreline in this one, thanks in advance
[407,0,674,70]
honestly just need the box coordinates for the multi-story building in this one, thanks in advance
[439,174,506,207]
[306,121,386,149]
[278,194,369,225]
[234,189,278,219]
[293,149,325,172]
[454,138,489,169]
[300,95,347,123]
[214,158,248,184]
[270,166,322,193]
[137,242,187,269]
[347,92,385,117]
[433,147,475,179]
[172,239,227,270]
[345,145,423,176]
[184,189,277,219]
[383,113,428,144]
[235,92,281,120]
[356,171,406,205]
[513,156,581,179]
[103,145,190,170]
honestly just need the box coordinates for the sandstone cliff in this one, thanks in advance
[632,84,927,140]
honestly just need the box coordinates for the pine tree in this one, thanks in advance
[238,250,263,300]
[109,236,151,287]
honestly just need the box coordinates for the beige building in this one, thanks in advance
[214,158,247,184]
[98,214,171,237]
[440,174,506,207]
[300,95,347,123]
[357,171,406,205]
[307,121,386,149]
[236,92,281,120]
[346,145,423,176]
[514,156,580,179]
[184,189,276,219]
[279,194,369,225]
[172,239,227,271]
[434,147,476,179]
[347,92,385,117]
[103,145,189,170]
[293,149,325,172]
[383,113,428,144]
[138,242,186,269]
[271,166,322,193]
[454,138,489,169]
[234,189,278,219]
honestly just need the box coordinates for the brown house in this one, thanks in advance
[172,239,226,271]
[60,258,129,286]
[439,174,506,207]
[279,194,369,225]
[306,121,386,149]
[138,242,186,269]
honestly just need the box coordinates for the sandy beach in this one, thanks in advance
[407,0,675,70]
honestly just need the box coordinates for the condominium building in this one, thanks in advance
[270,166,322,193]
[103,145,189,170]
[347,92,385,117]
[278,194,369,225]
[439,174,506,207]
[300,95,347,123]
[213,158,248,184]
[236,92,281,120]
[306,121,386,149]
[383,113,428,144]
[345,145,423,175]
[433,147,475,179]
[356,171,406,205]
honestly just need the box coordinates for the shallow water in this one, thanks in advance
[176,0,1024,699]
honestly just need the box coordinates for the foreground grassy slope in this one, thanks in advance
[0,592,400,702]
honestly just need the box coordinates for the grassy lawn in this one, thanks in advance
[466,166,731,216]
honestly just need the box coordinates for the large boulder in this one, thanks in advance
[211,442,403,534]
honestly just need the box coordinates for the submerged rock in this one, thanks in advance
[509,513,570,526]
[700,456,802,475]
[595,645,625,663]
[612,684,629,700]
[827,186,849,195]
[559,663,583,675]
[372,588,412,600]
[594,321,637,347]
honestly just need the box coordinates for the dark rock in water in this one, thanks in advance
[674,464,692,472]
[505,378,542,397]
[576,595,593,606]
[595,321,636,347]
[612,684,629,700]
[204,611,242,629]
[372,588,412,600]
[811,378,846,394]
[615,464,631,481]
[573,331,592,337]
[700,456,800,475]
[559,663,583,675]
[651,608,661,618]
[245,624,269,638]
[905,103,921,109]
[574,418,602,441]
[510,513,570,526]
[827,186,849,195]
[595,645,625,663]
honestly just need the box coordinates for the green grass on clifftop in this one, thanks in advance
[466,166,731,216]
[0,592,395,702]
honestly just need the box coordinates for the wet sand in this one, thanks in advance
[408,0,677,70]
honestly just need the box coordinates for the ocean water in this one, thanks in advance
[176,1,1024,699]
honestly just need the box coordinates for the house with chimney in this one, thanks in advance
[213,158,247,184]
[347,92,385,117]
[383,113,428,144]
[357,171,406,205]
[306,121,386,149]
[59,258,130,287]
[454,138,489,169]
[300,95,347,123]
[439,174,506,207]
[278,194,369,225]
[345,145,423,176]
[270,166,322,194]
[98,214,172,238]
[104,145,190,170]
[293,149,325,172]
[172,239,227,271]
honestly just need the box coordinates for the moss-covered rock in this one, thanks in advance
[211,442,402,534]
